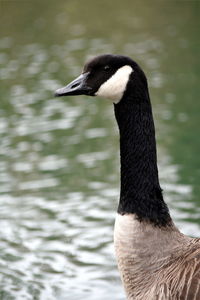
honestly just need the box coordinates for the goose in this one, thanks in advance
[55,54,200,300]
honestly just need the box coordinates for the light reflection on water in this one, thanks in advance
[0,1,200,299]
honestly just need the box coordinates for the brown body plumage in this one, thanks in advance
[114,214,200,300]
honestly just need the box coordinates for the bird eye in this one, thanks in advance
[104,65,110,71]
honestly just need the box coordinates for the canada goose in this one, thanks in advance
[55,54,200,300]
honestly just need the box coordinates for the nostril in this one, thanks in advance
[71,83,80,89]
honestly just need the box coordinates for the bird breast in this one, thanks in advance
[113,213,199,300]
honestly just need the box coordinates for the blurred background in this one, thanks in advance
[0,0,200,299]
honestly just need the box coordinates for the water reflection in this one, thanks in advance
[0,0,199,299]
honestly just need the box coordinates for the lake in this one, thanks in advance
[0,0,199,299]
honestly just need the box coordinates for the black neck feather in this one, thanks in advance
[114,74,171,226]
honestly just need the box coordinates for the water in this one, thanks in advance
[0,0,200,299]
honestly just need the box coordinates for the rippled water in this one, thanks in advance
[0,1,200,299]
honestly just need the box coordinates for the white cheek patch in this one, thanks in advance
[95,65,133,103]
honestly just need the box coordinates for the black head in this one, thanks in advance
[55,54,147,103]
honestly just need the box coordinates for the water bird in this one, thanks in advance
[55,54,200,300]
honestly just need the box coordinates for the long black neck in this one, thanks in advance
[114,73,171,226]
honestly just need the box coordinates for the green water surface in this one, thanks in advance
[0,1,199,299]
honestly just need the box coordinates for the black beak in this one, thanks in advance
[55,72,92,97]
